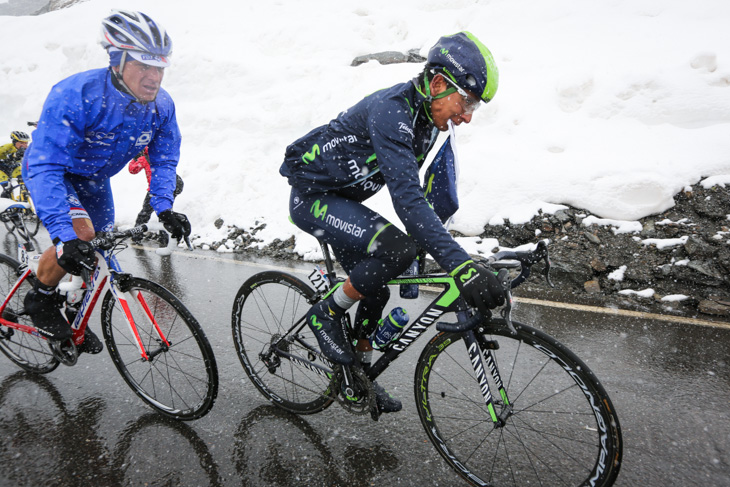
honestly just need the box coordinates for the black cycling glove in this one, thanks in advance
[158,210,191,241]
[452,261,505,314]
[55,238,95,276]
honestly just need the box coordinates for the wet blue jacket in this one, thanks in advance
[280,80,470,272]
[23,68,181,243]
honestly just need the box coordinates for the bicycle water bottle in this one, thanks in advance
[370,307,409,350]
[399,258,419,299]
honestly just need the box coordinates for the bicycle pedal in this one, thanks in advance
[370,405,381,422]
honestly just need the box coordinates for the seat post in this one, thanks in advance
[318,240,337,283]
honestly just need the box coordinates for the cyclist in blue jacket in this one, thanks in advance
[280,32,505,413]
[21,10,191,352]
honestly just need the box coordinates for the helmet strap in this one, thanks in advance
[428,70,458,99]
[415,71,434,123]
[432,87,457,99]
[418,70,456,123]
[111,51,145,104]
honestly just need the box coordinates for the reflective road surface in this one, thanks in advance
[0,230,728,486]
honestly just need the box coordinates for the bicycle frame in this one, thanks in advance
[281,269,512,427]
[0,243,169,361]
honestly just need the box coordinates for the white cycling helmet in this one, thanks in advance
[100,10,172,68]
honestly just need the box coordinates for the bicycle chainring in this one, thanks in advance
[48,338,78,366]
[333,366,374,416]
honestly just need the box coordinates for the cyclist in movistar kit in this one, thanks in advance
[21,10,191,351]
[280,32,505,413]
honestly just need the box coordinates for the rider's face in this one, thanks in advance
[120,60,165,102]
[429,74,479,131]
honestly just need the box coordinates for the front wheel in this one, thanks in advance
[232,271,335,414]
[414,320,622,487]
[101,277,218,420]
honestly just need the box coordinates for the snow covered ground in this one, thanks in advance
[1,0,729,260]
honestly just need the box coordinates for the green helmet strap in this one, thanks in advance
[416,69,461,123]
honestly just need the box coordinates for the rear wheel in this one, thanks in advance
[101,277,218,420]
[232,271,335,414]
[0,254,59,373]
[414,320,622,487]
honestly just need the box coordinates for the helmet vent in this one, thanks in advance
[130,25,152,46]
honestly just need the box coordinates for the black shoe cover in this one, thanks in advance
[78,328,103,354]
[24,290,71,341]
[373,381,402,413]
[306,297,355,365]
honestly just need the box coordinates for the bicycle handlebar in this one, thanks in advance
[478,239,554,289]
[88,224,148,250]
[441,240,555,336]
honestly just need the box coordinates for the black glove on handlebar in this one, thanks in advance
[452,261,505,314]
[55,238,95,276]
[158,210,191,241]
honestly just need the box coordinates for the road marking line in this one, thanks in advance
[134,245,730,330]
[513,297,730,330]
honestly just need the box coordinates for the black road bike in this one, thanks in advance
[231,240,623,486]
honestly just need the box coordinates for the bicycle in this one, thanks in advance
[0,169,41,240]
[231,239,623,486]
[0,225,218,420]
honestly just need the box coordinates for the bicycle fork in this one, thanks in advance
[461,320,512,427]
[113,286,170,362]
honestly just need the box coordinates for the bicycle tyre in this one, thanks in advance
[414,319,622,487]
[0,254,59,374]
[232,271,335,414]
[101,277,218,420]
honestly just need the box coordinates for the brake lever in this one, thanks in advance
[542,257,554,287]
[80,268,93,289]
[535,240,555,288]
[496,268,517,335]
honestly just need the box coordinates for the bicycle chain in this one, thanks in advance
[261,335,375,416]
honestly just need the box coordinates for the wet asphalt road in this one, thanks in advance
[0,229,728,486]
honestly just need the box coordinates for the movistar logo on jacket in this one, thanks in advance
[302,144,320,164]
